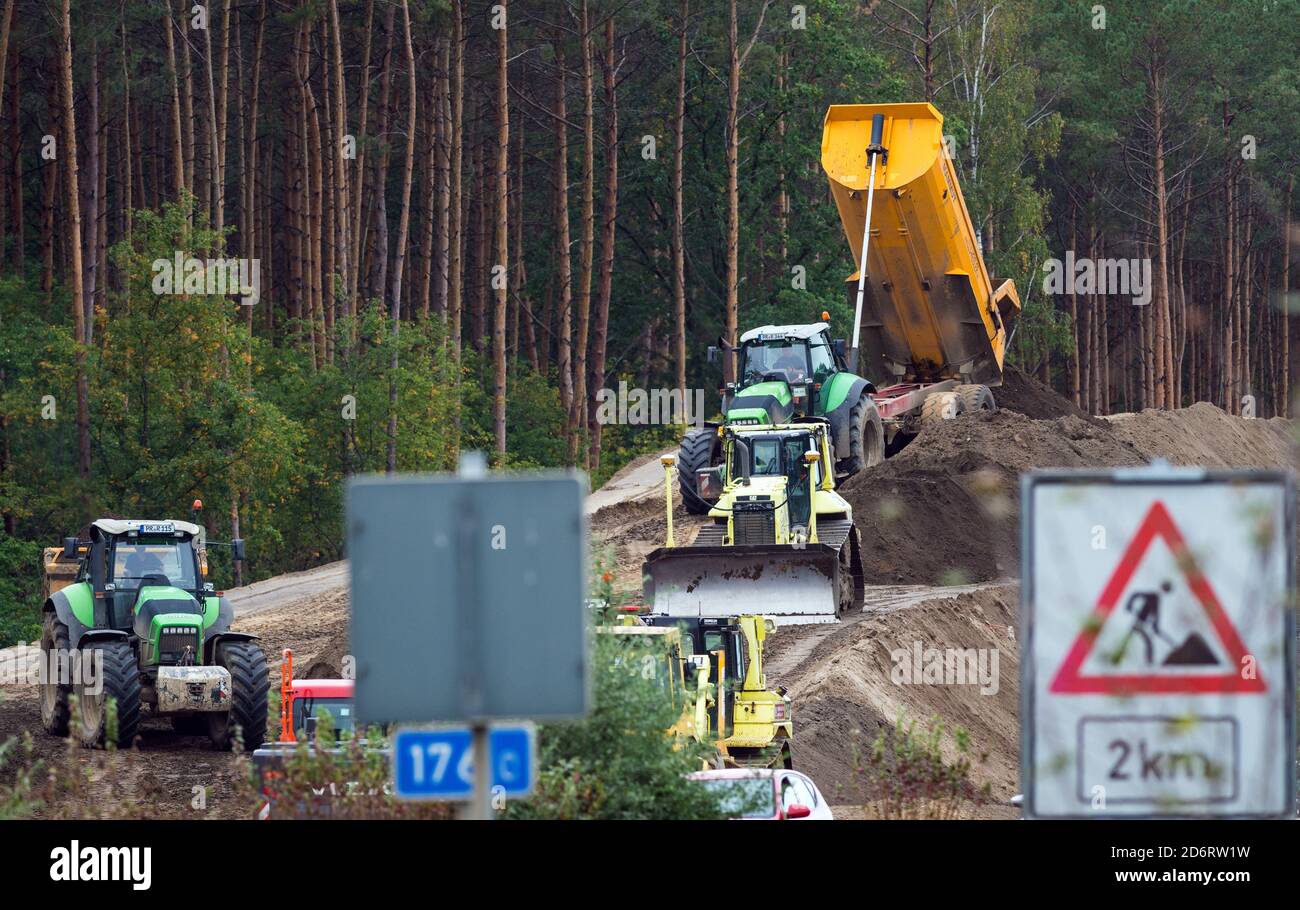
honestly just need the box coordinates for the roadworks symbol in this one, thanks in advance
[1050,500,1265,695]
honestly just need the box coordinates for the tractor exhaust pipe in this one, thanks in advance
[849,113,887,375]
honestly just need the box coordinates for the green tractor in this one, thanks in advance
[39,518,269,750]
[677,321,884,514]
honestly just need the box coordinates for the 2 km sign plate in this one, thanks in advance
[1022,468,1295,818]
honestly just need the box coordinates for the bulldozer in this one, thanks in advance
[644,420,864,624]
[39,517,269,749]
[600,612,794,768]
[676,102,1020,514]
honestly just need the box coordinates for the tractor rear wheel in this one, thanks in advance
[207,642,269,751]
[74,640,141,749]
[677,428,718,515]
[955,383,996,413]
[39,614,71,736]
[838,395,885,476]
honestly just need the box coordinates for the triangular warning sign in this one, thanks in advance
[1049,500,1265,695]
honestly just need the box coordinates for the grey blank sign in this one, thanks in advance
[347,472,589,723]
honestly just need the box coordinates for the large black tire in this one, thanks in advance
[677,428,718,516]
[39,613,71,736]
[207,641,269,751]
[74,640,142,749]
[920,390,967,427]
[837,395,885,476]
[955,383,996,413]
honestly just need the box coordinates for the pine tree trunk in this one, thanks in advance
[59,0,90,487]
[351,0,375,308]
[723,0,741,384]
[672,0,688,410]
[164,2,186,198]
[571,0,595,466]
[386,0,417,474]
[587,17,618,472]
[1283,176,1293,417]
[448,0,464,360]
[553,41,574,449]
[492,1,509,459]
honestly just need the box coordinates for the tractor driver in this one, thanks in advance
[772,346,807,381]
[121,549,168,586]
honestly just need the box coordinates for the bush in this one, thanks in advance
[505,630,727,820]
[848,714,992,819]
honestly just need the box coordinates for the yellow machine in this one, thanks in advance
[600,613,795,768]
[644,421,863,624]
[822,102,1020,388]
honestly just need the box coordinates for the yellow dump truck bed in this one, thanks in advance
[821,102,1019,386]
[42,547,79,601]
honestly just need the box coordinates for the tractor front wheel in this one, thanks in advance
[838,395,885,476]
[39,614,71,736]
[207,641,269,751]
[677,428,718,515]
[74,640,142,749]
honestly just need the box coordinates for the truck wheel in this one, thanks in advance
[955,384,996,413]
[838,395,885,476]
[677,428,718,516]
[39,614,71,736]
[208,641,269,751]
[920,391,966,427]
[74,640,141,749]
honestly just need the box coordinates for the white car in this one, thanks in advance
[689,768,834,820]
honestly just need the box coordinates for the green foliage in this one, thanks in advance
[505,630,727,820]
[849,714,991,819]
[0,536,41,646]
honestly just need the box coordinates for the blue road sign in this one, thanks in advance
[393,725,536,801]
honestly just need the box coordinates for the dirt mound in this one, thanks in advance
[842,410,1145,583]
[1107,402,1294,468]
[842,404,1296,585]
[778,584,1020,808]
[995,364,1094,421]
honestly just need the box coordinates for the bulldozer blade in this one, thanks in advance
[643,544,847,625]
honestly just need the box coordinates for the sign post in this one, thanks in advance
[1022,464,1295,818]
[348,453,588,817]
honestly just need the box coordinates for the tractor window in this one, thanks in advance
[750,439,782,475]
[783,436,813,527]
[810,337,835,383]
[703,632,744,683]
[111,539,197,590]
[293,697,357,738]
[740,341,809,385]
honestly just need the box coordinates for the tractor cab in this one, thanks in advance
[713,422,836,533]
[67,520,209,650]
[276,650,357,742]
[715,323,847,425]
[738,324,844,388]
